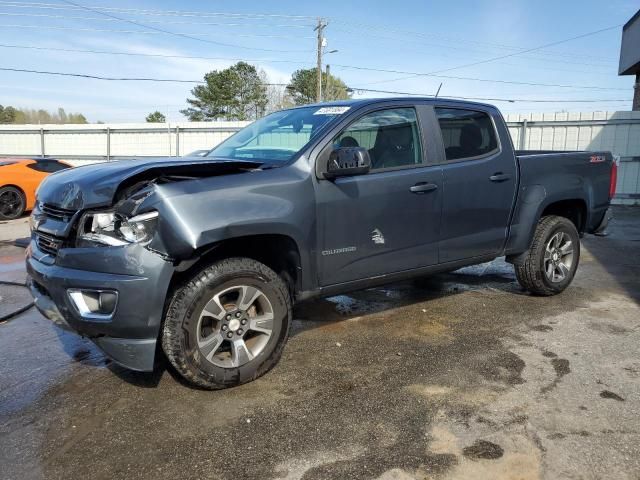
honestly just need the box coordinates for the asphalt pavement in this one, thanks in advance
[1,207,639,480]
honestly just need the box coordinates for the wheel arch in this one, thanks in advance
[170,233,304,299]
[506,196,587,265]
[0,183,27,198]
[539,198,587,234]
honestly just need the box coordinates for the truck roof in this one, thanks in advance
[295,97,499,111]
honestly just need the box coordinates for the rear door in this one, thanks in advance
[315,104,443,286]
[435,107,517,262]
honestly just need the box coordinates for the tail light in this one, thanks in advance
[609,160,618,200]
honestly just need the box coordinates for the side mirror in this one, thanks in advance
[324,147,371,179]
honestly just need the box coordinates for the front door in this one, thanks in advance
[435,107,517,262]
[315,106,442,287]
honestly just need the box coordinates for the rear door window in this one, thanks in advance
[435,108,499,161]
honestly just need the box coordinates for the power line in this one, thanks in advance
[0,66,630,104]
[0,66,286,86]
[0,1,317,20]
[432,23,624,72]
[57,0,313,53]
[0,2,616,63]
[0,23,315,41]
[370,24,623,85]
[346,87,631,103]
[0,43,315,65]
[0,67,203,83]
[0,42,625,92]
[330,25,617,65]
[0,12,315,28]
[328,18,618,62]
[332,64,629,91]
[0,42,616,85]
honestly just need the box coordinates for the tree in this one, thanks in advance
[181,62,268,121]
[146,111,166,123]
[0,105,17,123]
[286,68,351,105]
[67,113,88,124]
[265,84,295,114]
[57,108,68,124]
[0,106,88,124]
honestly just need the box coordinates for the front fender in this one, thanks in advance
[136,167,316,284]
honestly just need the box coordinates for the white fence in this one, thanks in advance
[504,111,640,205]
[0,121,249,162]
[1,111,639,204]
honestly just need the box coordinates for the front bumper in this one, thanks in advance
[26,239,174,372]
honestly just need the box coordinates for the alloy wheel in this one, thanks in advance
[0,190,23,218]
[543,231,574,283]
[196,285,274,368]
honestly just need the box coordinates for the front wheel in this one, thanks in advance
[515,215,580,296]
[162,257,292,389]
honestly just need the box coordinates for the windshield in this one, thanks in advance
[206,105,350,164]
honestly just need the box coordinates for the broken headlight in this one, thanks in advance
[77,210,159,247]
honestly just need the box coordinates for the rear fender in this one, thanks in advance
[505,186,589,263]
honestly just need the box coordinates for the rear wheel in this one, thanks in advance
[515,215,580,296]
[0,186,26,220]
[162,257,291,389]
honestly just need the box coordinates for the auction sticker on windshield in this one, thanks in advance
[314,106,351,115]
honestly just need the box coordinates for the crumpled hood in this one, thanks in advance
[36,157,262,210]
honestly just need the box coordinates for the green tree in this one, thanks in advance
[146,111,166,123]
[0,105,16,123]
[0,105,17,123]
[286,68,351,105]
[57,107,68,124]
[0,106,87,124]
[181,62,268,121]
[67,113,88,124]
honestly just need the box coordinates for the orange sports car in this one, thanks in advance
[0,158,72,220]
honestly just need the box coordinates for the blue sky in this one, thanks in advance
[0,0,638,122]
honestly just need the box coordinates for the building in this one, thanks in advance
[619,9,640,111]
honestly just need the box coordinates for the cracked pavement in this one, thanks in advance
[1,207,639,480]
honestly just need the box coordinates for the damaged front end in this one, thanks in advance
[33,158,262,257]
[26,157,263,371]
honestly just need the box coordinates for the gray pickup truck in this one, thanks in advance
[26,98,616,389]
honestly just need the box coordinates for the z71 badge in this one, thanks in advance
[590,155,606,163]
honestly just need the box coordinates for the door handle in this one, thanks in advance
[489,173,511,182]
[410,182,438,194]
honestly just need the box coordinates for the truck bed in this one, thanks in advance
[506,150,614,257]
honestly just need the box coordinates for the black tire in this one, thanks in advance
[0,186,26,220]
[162,257,292,390]
[515,215,580,296]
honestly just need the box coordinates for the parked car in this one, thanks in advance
[26,98,616,389]
[0,158,72,220]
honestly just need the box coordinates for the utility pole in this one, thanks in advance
[314,18,326,103]
[634,73,640,111]
[325,64,331,101]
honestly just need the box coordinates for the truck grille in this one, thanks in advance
[41,203,77,223]
[36,232,65,256]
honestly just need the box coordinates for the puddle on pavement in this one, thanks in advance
[462,439,504,460]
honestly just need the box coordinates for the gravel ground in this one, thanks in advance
[0,207,639,480]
